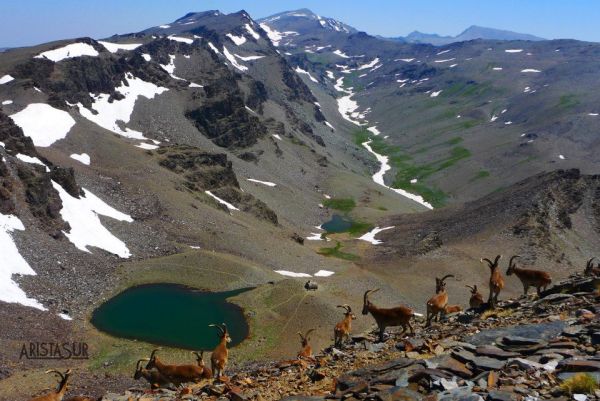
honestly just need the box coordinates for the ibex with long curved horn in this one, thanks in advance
[362,289,419,342]
[28,369,71,401]
[209,323,231,379]
[425,274,454,327]
[481,255,504,308]
[334,305,356,348]
[134,358,172,389]
[506,255,552,296]
[466,285,484,310]
[192,351,212,380]
[297,329,316,358]
[584,257,600,277]
[144,349,206,386]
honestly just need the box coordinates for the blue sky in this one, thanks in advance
[2,0,599,47]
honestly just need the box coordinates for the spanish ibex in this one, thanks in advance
[297,329,316,358]
[584,257,600,277]
[144,349,206,386]
[29,369,71,401]
[134,358,172,389]
[466,285,484,310]
[209,323,231,379]
[425,274,454,327]
[192,351,212,379]
[506,255,552,296]
[362,289,419,342]
[334,305,356,348]
[481,255,504,308]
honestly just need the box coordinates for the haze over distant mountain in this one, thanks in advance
[391,25,546,45]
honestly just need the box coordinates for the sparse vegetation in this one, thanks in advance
[560,373,598,395]
[471,170,490,182]
[317,241,360,261]
[353,127,371,146]
[323,197,356,212]
[558,94,580,110]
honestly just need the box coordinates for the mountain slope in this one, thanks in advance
[398,25,546,45]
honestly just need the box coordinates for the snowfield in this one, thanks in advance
[0,213,46,310]
[16,154,49,170]
[10,103,76,147]
[53,182,133,258]
[205,190,239,211]
[359,226,395,245]
[244,23,260,40]
[35,42,99,62]
[98,41,142,53]
[226,33,247,45]
[295,67,318,83]
[77,73,168,139]
[362,140,433,209]
[223,47,248,72]
[0,75,14,84]
[70,153,91,165]
[247,178,277,187]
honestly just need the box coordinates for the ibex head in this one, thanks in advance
[337,304,356,320]
[435,275,454,293]
[506,255,520,275]
[209,323,231,343]
[465,284,479,294]
[480,255,502,271]
[145,348,161,370]
[585,257,596,274]
[297,329,315,347]
[362,288,380,315]
[134,358,149,379]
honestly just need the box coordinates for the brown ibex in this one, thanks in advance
[425,274,454,327]
[362,289,419,342]
[334,305,356,348]
[506,255,552,296]
[209,323,231,379]
[144,349,206,386]
[584,257,600,277]
[134,358,172,389]
[466,285,484,309]
[444,304,463,314]
[192,351,212,380]
[29,369,71,401]
[481,255,504,308]
[297,329,316,358]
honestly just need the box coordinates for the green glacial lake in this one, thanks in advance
[91,284,251,350]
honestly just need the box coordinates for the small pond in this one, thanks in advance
[91,284,251,350]
[321,214,354,233]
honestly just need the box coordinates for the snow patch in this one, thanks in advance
[235,54,265,61]
[295,67,318,83]
[395,58,414,62]
[430,90,442,97]
[10,103,75,147]
[98,41,142,53]
[70,153,90,165]
[559,154,565,160]
[223,47,248,72]
[359,226,395,245]
[2,100,13,105]
[492,67,503,71]
[168,35,194,44]
[205,190,239,211]
[189,82,203,88]
[77,74,168,140]
[325,121,335,130]
[362,140,433,209]
[16,154,48,170]
[159,24,171,29]
[35,43,99,62]
[434,58,455,63]
[314,270,334,277]
[367,126,380,136]
[247,178,276,187]
[141,54,151,61]
[505,49,523,53]
[358,58,380,70]
[53,181,133,258]
[0,213,46,310]
[226,33,246,46]
[136,142,159,150]
[333,49,350,58]
[244,24,260,40]
[437,49,451,55]
[274,270,311,278]
[0,75,14,84]
[521,69,541,73]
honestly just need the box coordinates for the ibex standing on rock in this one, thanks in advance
[584,257,600,277]
[481,255,504,308]
[506,255,552,296]
[297,329,316,358]
[29,369,71,401]
[144,348,206,386]
[425,274,454,327]
[466,285,484,310]
[209,323,231,379]
[362,289,419,342]
[134,358,171,389]
[334,305,356,348]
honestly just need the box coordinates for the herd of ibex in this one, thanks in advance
[29,256,600,399]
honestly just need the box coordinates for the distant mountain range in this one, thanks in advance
[388,25,545,45]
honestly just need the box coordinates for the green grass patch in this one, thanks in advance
[342,71,365,92]
[353,127,371,146]
[558,94,580,110]
[323,198,356,212]
[470,170,490,182]
[317,242,360,261]
[346,221,374,236]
